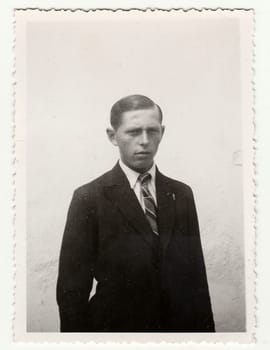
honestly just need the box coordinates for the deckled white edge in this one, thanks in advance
[13,8,255,344]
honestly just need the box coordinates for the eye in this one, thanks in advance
[148,128,159,134]
[127,129,140,136]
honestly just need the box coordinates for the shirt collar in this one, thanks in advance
[119,159,156,189]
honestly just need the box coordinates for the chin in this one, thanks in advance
[133,161,152,173]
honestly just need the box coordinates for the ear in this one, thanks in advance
[106,127,118,146]
[161,125,165,138]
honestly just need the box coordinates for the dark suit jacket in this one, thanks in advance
[56,163,215,332]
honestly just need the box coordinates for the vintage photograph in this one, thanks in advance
[14,9,254,342]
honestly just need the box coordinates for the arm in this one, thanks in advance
[56,189,98,332]
[187,187,215,332]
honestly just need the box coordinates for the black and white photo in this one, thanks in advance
[14,8,254,342]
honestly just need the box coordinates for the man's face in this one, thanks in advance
[108,107,165,173]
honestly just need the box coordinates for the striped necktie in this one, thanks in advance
[138,172,159,236]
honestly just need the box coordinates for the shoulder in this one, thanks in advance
[158,171,194,199]
[72,169,113,201]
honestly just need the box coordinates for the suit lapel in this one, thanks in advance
[156,169,176,256]
[103,163,157,249]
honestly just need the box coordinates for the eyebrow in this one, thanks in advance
[126,128,141,132]
[126,126,160,132]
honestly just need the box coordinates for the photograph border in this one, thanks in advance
[13,7,255,344]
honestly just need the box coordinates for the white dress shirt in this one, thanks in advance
[119,159,157,212]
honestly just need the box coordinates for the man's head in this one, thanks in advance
[107,95,165,173]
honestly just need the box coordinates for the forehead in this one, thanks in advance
[121,107,161,126]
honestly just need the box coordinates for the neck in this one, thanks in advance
[120,160,154,174]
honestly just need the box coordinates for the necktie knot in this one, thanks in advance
[138,172,151,186]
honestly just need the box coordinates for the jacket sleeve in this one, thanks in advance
[56,189,98,332]
[186,187,215,332]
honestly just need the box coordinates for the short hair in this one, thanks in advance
[110,94,163,130]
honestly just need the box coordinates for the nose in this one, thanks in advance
[139,131,149,146]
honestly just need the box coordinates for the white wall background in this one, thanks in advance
[24,10,246,332]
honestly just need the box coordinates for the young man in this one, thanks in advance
[56,94,215,332]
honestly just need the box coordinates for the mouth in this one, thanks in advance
[135,151,151,156]
[134,152,152,160]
